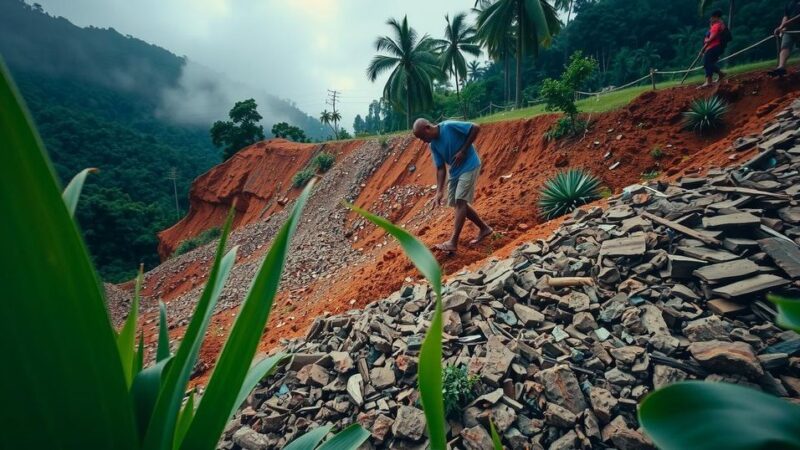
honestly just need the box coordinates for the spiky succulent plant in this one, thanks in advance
[538,169,602,220]
[683,96,729,133]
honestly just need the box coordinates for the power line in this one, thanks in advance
[166,167,180,219]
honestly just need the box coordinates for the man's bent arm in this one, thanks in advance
[458,124,480,154]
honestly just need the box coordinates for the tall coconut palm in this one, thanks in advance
[435,12,482,117]
[366,16,443,129]
[476,0,561,108]
[553,0,575,24]
[330,110,342,138]
[467,60,484,81]
[473,0,513,104]
[319,110,335,138]
[699,0,736,31]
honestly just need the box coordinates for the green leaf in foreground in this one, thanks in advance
[62,167,97,217]
[143,206,238,449]
[317,423,371,450]
[230,353,289,420]
[638,381,800,450]
[157,301,171,362]
[173,391,195,450]
[347,203,446,450]
[769,294,800,332]
[489,418,503,450]
[284,425,333,450]
[117,267,143,388]
[1,59,137,448]
[182,180,316,450]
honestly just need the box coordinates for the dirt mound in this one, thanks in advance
[115,70,800,385]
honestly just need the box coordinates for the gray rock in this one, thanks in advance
[370,366,396,389]
[689,340,764,377]
[589,387,618,424]
[601,416,654,450]
[514,303,545,326]
[544,403,577,428]
[683,316,730,342]
[461,425,493,450]
[392,406,426,441]
[548,430,578,450]
[232,427,270,450]
[652,365,688,389]
[537,365,588,414]
[572,311,598,333]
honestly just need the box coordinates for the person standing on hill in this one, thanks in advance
[412,118,492,253]
[769,0,800,77]
[699,10,728,89]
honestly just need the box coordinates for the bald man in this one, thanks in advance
[413,118,492,252]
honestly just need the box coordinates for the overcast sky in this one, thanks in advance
[35,0,486,131]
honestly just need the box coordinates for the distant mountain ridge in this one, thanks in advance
[0,0,324,281]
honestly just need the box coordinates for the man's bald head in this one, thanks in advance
[412,118,438,143]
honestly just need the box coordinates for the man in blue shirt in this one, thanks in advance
[413,118,492,252]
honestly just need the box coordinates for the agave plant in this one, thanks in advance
[683,96,729,133]
[538,169,601,220]
[1,61,369,450]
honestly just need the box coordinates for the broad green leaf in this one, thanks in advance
[142,206,238,450]
[489,418,503,450]
[173,391,195,450]
[181,180,315,450]
[157,301,171,362]
[135,333,145,377]
[118,267,143,387]
[639,381,800,450]
[62,167,97,217]
[346,203,446,450]
[284,425,333,450]
[769,295,800,332]
[317,424,371,450]
[230,353,289,419]
[132,357,173,439]
[0,59,136,448]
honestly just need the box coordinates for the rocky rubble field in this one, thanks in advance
[218,100,800,450]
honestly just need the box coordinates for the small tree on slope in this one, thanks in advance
[540,51,597,138]
[210,98,265,160]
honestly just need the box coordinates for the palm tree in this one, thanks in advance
[699,0,736,31]
[319,110,335,138]
[476,0,561,108]
[467,60,483,81]
[553,0,575,24]
[473,0,512,104]
[435,12,482,118]
[366,16,443,129]
[330,110,342,138]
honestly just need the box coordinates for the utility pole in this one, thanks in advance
[167,167,180,219]
[326,89,340,138]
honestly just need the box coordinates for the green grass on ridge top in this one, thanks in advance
[475,58,796,124]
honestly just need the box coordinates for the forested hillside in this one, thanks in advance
[0,0,322,281]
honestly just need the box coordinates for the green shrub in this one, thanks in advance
[2,65,369,449]
[641,170,660,180]
[173,227,221,257]
[378,135,389,149]
[442,365,478,418]
[650,147,664,159]
[544,116,588,140]
[541,51,597,139]
[683,96,728,133]
[539,169,602,220]
[292,168,316,188]
[313,152,335,172]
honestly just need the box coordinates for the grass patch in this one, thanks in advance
[173,227,221,257]
[650,146,664,159]
[641,170,661,180]
[292,168,316,188]
[312,152,335,172]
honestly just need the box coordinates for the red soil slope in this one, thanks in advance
[157,138,363,258]
[134,71,799,385]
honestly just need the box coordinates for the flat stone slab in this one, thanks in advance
[759,238,800,279]
[702,212,761,230]
[693,259,761,283]
[600,234,646,257]
[712,274,790,299]
[667,254,706,279]
[677,246,739,263]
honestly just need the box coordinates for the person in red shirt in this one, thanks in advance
[699,10,727,89]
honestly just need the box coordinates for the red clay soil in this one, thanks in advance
[156,138,363,259]
[142,71,799,386]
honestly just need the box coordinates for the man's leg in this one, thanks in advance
[771,34,793,75]
[466,205,493,245]
[447,199,468,248]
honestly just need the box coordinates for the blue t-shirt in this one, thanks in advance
[430,121,481,179]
